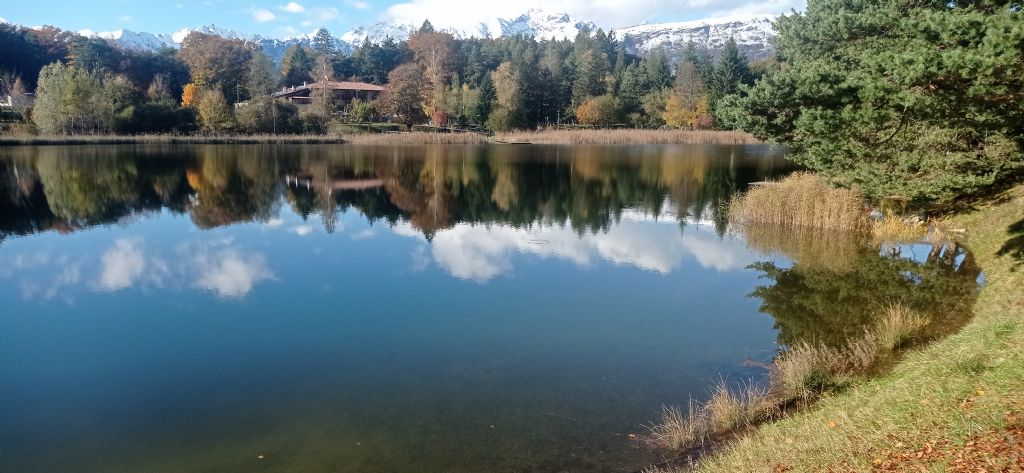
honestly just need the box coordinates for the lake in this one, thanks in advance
[0,144,981,473]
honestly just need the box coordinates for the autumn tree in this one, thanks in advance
[177,32,250,103]
[407,25,454,118]
[181,83,199,108]
[310,54,337,119]
[0,72,30,118]
[380,63,426,128]
[197,88,235,133]
[486,62,524,131]
[663,61,710,129]
[576,94,620,127]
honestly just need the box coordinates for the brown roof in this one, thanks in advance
[273,81,384,98]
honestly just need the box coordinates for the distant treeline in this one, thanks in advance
[0,20,765,135]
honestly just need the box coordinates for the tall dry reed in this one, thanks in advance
[730,172,870,232]
[649,304,931,454]
[494,129,761,145]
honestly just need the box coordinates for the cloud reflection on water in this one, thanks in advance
[394,211,761,282]
[1,237,274,301]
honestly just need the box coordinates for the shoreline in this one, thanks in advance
[674,183,1024,471]
[0,129,762,147]
[0,135,348,146]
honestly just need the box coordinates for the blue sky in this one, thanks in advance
[1,0,806,39]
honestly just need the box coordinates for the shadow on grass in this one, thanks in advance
[996,218,1024,271]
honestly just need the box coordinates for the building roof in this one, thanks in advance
[272,81,384,98]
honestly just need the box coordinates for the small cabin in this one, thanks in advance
[271,81,384,112]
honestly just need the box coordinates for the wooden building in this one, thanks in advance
[271,81,384,112]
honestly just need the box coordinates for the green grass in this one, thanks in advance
[682,183,1024,472]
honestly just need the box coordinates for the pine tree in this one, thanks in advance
[245,51,278,97]
[280,45,315,86]
[720,0,1024,203]
[474,73,495,125]
[311,28,335,56]
[712,36,751,103]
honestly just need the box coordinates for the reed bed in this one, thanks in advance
[647,303,931,456]
[341,132,489,145]
[872,215,928,242]
[729,172,870,231]
[0,134,346,146]
[493,129,762,145]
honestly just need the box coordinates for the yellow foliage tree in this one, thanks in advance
[181,83,199,108]
[662,93,710,129]
[576,98,602,126]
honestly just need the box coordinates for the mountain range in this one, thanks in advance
[65,8,777,65]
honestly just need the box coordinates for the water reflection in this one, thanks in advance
[0,144,983,473]
[744,223,981,347]
[0,144,788,286]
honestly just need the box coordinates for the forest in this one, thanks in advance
[0,20,759,136]
[2,1,1022,205]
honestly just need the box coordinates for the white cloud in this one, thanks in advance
[118,15,133,23]
[263,217,285,229]
[195,249,273,298]
[290,224,314,236]
[383,0,804,32]
[310,6,339,22]
[99,239,146,291]
[252,8,277,23]
[394,213,761,282]
[280,1,305,13]
[346,0,370,10]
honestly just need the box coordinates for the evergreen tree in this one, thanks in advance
[474,73,495,125]
[711,36,751,104]
[311,28,335,56]
[720,0,1024,203]
[280,45,315,86]
[245,51,278,97]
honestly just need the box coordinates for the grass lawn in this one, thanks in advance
[689,184,1024,471]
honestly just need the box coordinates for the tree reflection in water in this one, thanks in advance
[0,144,789,241]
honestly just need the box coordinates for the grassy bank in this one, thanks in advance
[666,183,1024,471]
[493,129,761,145]
[0,134,346,146]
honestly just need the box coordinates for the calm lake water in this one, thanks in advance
[0,144,980,473]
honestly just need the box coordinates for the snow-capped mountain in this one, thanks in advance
[497,8,596,40]
[616,15,777,62]
[77,28,176,51]
[340,22,417,45]
[69,10,778,66]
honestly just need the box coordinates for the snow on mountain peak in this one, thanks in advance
[497,8,596,40]
[63,11,777,66]
[616,14,777,61]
